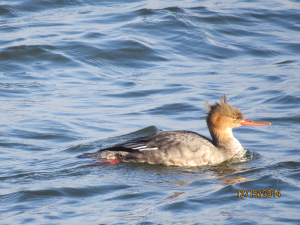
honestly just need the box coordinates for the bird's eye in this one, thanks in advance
[232,116,236,119]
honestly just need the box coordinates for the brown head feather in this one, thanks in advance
[206,94,244,120]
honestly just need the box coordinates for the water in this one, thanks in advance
[1,0,300,224]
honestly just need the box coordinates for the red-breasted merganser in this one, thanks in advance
[88,95,271,166]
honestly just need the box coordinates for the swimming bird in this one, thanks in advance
[87,95,271,166]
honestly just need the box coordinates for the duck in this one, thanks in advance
[86,95,271,166]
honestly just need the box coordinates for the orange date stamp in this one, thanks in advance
[236,189,281,198]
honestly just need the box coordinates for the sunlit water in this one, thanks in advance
[1,0,300,224]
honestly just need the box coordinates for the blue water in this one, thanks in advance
[1,0,300,224]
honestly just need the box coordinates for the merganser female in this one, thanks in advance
[86,95,271,166]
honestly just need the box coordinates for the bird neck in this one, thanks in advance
[208,125,243,158]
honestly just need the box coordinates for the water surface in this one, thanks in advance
[1,0,300,224]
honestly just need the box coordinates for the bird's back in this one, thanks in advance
[89,130,225,166]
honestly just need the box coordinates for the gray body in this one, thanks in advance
[88,130,242,166]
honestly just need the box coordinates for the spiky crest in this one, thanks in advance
[205,94,244,120]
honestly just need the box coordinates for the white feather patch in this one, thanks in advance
[138,147,158,151]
